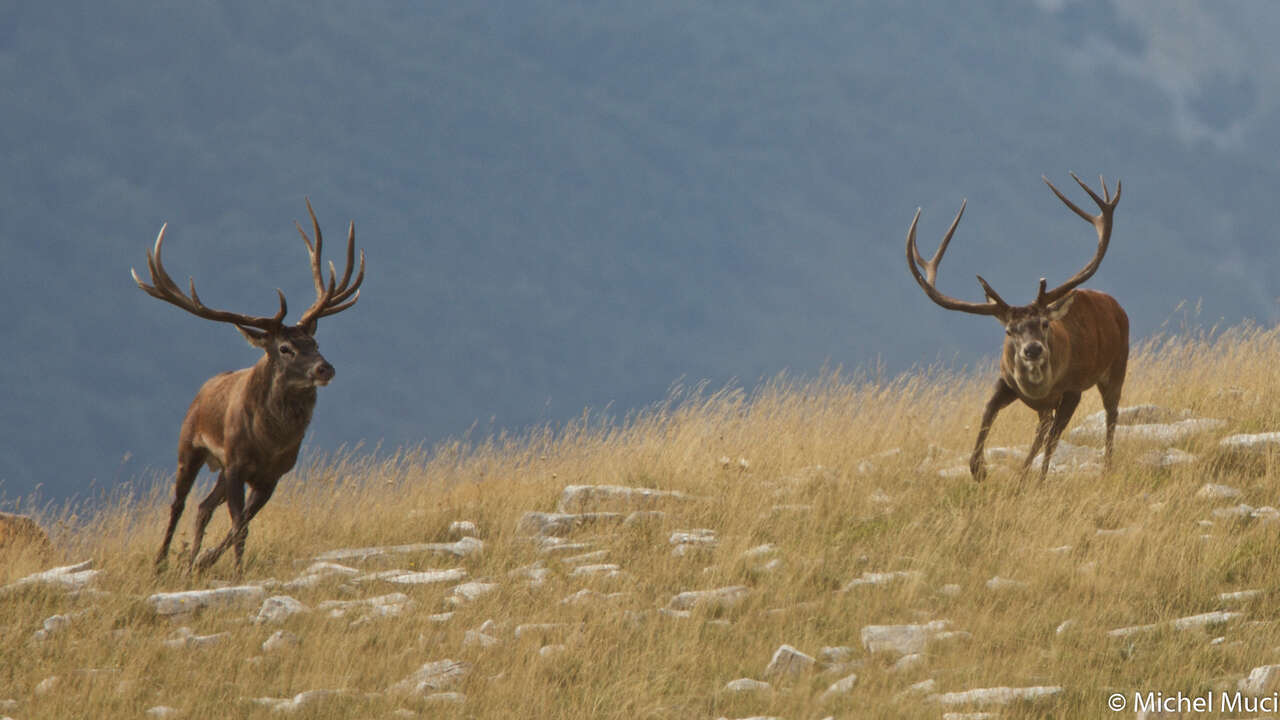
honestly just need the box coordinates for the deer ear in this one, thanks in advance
[236,325,270,348]
[1047,292,1076,321]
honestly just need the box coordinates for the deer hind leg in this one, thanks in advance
[156,448,206,569]
[188,473,228,571]
[1098,373,1126,472]
[1037,391,1082,482]
[971,379,1018,482]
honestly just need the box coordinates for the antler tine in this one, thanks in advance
[133,223,286,330]
[295,203,364,332]
[1039,173,1122,306]
[905,201,1006,317]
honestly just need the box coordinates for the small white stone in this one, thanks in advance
[262,630,300,653]
[891,653,925,673]
[254,595,309,624]
[1219,589,1263,603]
[724,678,771,693]
[841,570,922,591]
[985,576,1028,591]
[668,586,749,611]
[819,673,859,700]
[763,644,816,678]
[423,691,466,704]
[144,706,180,718]
[1197,483,1244,500]
[449,581,498,604]
[463,630,498,648]
[1055,619,1077,636]
[930,685,1062,706]
[861,621,951,656]
[1240,664,1280,695]
[34,676,59,696]
[448,520,480,538]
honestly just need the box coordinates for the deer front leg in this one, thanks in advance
[195,471,246,572]
[1037,391,1082,482]
[1022,409,1054,475]
[971,379,1018,482]
[232,484,277,566]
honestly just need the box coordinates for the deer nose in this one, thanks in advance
[313,361,335,382]
[1022,343,1044,361]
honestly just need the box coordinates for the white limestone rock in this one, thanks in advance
[314,537,482,563]
[841,570,922,591]
[569,563,622,578]
[668,586,749,611]
[423,691,466,704]
[254,595,309,624]
[762,644,816,679]
[463,629,499,648]
[262,630,301,653]
[891,653,925,673]
[1140,447,1198,469]
[724,678,772,693]
[162,627,228,649]
[148,585,266,616]
[1218,589,1262,603]
[390,659,470,695]
[247,689,350,713]
[517,511,625,537]
[450,581,499,604]
[448,520,480,538]
[557,484,693,512]
[930,685,1063,706]
[1197,483,1243,500]
[3,560,100,594]
[144,706,180,718]
[318,592,411,619]
[1220,431,1280,453]
[985,576,1028,592]
[1239,664,1280,695]
[355,567,468,586]
[819,673,859,701]
[1171,610,1243,630]
[31,612,78,642]
[861,620,951,657]
[284,561,361,589]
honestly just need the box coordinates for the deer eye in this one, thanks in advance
[278,344,294,356]
[1040,320,1050,330]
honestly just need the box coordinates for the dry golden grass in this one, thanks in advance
[6,322,1280,719]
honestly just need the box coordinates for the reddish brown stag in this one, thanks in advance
[905,174,1128,482]
[134,200,364,571]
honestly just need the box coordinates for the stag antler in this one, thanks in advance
[906,199,1009,317]
[294,198,365,334]
[1037,173,1121,307]
[132,224,288,332]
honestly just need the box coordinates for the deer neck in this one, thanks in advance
[247,356,318,442]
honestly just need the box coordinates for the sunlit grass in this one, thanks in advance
[5,323,1280,718]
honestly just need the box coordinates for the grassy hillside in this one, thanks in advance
[5,322,1280,718]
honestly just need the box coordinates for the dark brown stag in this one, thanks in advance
[906,174,1128,482]
[134,200,364,571]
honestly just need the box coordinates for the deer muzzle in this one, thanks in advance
[311,360,335,386]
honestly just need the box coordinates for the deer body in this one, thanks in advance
[906,174,1128,482]
[138,201,362,571]
[1000,289,1128,405]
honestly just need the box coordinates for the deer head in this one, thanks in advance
[132,199,364,391]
